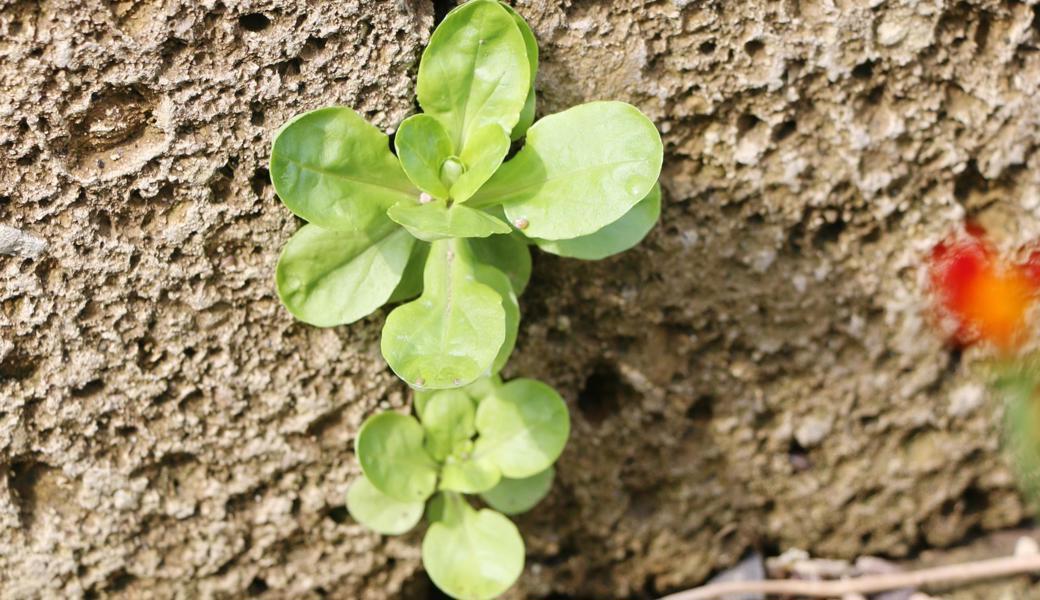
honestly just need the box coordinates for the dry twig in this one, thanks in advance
[659,553,1040,599]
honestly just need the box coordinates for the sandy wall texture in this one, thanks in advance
[4,0,1040,598]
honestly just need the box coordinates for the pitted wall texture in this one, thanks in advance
[3,0,1040,598]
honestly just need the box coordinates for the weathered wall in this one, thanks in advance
[3,0,1040,598]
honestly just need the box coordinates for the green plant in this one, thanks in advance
[348,375,568,599]
[270,0,663,598]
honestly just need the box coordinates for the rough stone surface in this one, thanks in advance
[3,0,1040,598]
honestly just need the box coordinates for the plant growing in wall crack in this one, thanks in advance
[270,1,663,597]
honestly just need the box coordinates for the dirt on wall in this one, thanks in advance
[3,0,1040,598]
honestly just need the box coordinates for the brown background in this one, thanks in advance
[3,0,1040,598]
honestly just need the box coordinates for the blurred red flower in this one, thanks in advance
[930,225,1039,351]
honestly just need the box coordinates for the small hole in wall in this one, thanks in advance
[852,60,875,79]
[325,505,349,524]
[247,576,269,596]
[238,13,270,32]
[772,120,797,142]
[685,394,715,423]
[577,363,632,425]
[698,40,716,54]
[743,39,765,58]
[788,439,811,471]
[250,168,270,197]
[736,112,761,135]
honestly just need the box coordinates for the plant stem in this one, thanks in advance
[657,553,1040,600]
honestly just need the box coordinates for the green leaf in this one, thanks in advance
[388,198,511,242]
[440,440,501,494]
[471,262,519,374]
[395,114,454,199]
[423,494,524,600]
[462,375,503,404]
[480,466,554,515]
[417,0,530,153]
[535,182,661,260]
[501,3,538,141]
[451,124,511,204]
[271,106,417,231]
[388,241,430,304]
[421,389,476,461]
[470,101,663,240]
[474,378,569,478]
[276,223,414,327]
[382,239,507,389]
[467,234,532,294]
[346,475,425,535]
[356,412,439,502]
[1001,371,1040,506]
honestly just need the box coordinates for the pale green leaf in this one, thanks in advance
[382,239,507,389]
[462,375,503,404]
[452,124,511,204]
[388,241,430,304]
[474,378,569,478]
[356,412,439,502]
[417,0,530,152]
[471,261,518,374]
[275,223,414,327]
[480,466,554,515]
[395,114,454,199]
[470,101,663,240]
[501,3,538,140]
[423,494,524,600]
[467,234,532,294]
[513,91,536,141]
[346,475,425,535]
[387,198,510,242]
[421,389,476,461]
[535,182,661,260]
[440,451,501,494]
[271,106,417,231]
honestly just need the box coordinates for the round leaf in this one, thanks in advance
[395,114,454,199]
[417,0,530,152]
[452,124,511,204]
[535,182,661,260]
[421,389,476,461]
[271,106,417,231]
[501,3,539,141]
[467,234,532,294]
[357,412,439,502]
[382,239,507,389]
[474,378,570,478]
[346,475,425,535]
[423,497,524,600]
[276,224,414,327]
[471,101,663,240]
[480,466,554,515]
[388,199,511,242]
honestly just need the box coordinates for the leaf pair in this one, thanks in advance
[347,377,569,600]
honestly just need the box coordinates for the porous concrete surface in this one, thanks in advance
[2,0,1040,598]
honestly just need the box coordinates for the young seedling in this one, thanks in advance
[271,0,663,390]
[269,1,663,598]
[346,376,569,600]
